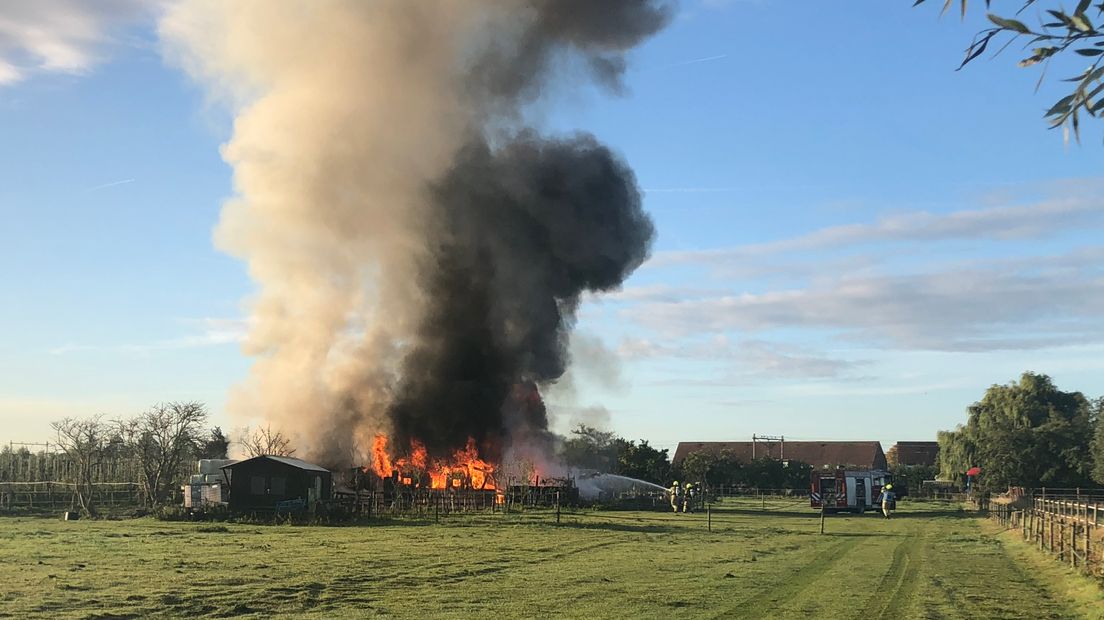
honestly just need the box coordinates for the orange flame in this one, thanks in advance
[370,435,496,491]
[372,435,393,478]
[409,440,427,469]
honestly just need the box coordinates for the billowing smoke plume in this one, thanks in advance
[161,1,669,465]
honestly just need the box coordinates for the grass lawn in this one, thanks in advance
[0,498,1101,619]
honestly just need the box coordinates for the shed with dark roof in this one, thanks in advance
[672,440,887,471]
[222,455,332,512]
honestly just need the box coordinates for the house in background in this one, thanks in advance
[672,440,887,471]
[886,441,940,467]
[222,455,332,513]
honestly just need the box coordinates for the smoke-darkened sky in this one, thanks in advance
[2,1,1103,455]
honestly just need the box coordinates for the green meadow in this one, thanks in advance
[1,499,1101,619]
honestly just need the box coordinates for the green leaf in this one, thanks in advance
[1047,10,1075,27]
[1020,46,1059,67]
[1075,48,1104,55]
[1077,0,1093,16]
[989,13,1028,32]
[957,30,996,70]
[987,14,1031,33]
[1045,93,1077,117]
[1070,14,1093,31]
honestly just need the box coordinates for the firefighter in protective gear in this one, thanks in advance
[682,482,695,513]
[879,483,896,519]
[669,481,682,513]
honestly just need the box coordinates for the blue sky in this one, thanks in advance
[2,0,1102,457]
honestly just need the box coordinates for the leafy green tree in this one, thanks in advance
[937,428,975,487]
[938,372,1094,490]
[1090,397,1104,484]
[677,450,744,486]
[890,464,942,495]
[742,458,813,490]
[616,439,670,485]
[558,425,622,472]
[198,427,231,460]
[916,0,1104,140]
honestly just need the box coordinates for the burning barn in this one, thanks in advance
[333,434,579,515]
[223,456,332,513]
[164,1,669,481]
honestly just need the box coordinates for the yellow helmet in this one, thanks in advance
[672,481,679,486]
[885,484,893,490]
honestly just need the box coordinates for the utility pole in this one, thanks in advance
[752,434,785,460]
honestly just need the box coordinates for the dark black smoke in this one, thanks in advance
[387,133,654,460]
[470,0,673,108]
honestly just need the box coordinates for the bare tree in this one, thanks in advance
[51,415,109,516]
[117,402,208,508]
[241,424,296,458]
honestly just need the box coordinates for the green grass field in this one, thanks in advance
[1,499,1101,619]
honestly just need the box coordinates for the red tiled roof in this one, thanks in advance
[672,441,887,470]
[888,441,939,467]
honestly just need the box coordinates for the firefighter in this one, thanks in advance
[682,482,695,513]
[669,481,682,513]
[879,483,896,519]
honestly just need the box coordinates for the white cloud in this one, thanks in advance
[618,180,1104,359]
[652,191,1104,267]
[617,336,863,380]
[0,0,156,85]
[49,317,249,355]
[623,249,1104,352]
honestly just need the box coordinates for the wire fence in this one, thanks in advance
[0,481,143,513]
[988,493,1104,578]
[0,450,143,484]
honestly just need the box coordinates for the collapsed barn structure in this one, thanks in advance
[333,465,579,517]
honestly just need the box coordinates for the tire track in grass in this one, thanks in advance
[861,532,922,618]
[724,538,858,619]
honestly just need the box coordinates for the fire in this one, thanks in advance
[371,435,393,478]
[370,434,497,491]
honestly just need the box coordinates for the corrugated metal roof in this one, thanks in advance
[222,455,330,472]
[672,440,886,470]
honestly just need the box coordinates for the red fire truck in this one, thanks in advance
[810,468,892,514]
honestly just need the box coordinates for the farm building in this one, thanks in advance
[886,441,939,467]
[222,456,332,513]
[672,440,887,471]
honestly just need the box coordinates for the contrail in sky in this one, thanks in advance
[665,53,727,67]
[84,178,135,192]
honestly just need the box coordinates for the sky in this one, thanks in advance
[1,0,1102,457]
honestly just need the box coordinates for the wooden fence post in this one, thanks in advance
[1049,512,1054,554]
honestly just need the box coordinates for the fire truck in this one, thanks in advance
[809,468,893,514]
